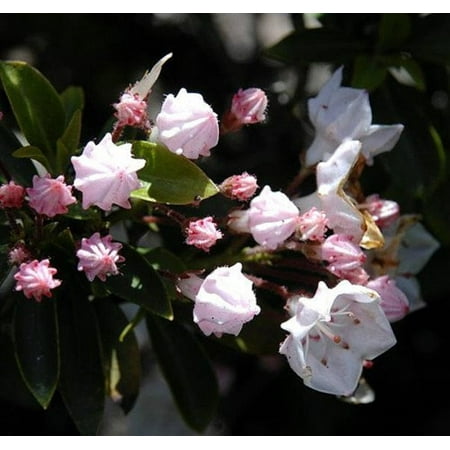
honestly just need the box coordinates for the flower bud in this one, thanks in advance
[220,172,258,201]
[155,88,219,159]
[248,185,299,250]
[27,175,76,217]
[366,275,410,322]
[113,92,149,130]
[185,217,223,252]
[14,259,61,302]
[227,209,250,234]
[177,263,260,337]
[321,234,369,283]
[297,207,328,242]
[0,180,25,209]
[364,194,400,229]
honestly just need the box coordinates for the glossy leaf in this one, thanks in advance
[0,122,36,185]
[13,145,52,173]
[264,29,367,64]
[13,297,59,409]
[56,109,82,173]
[95,298,141,414]
[131,141,219,205]
[0,61,65,165]
[351,55,387,91]
[143,247,186,273]
[104,244,173,319]
[60,86,84,125]
[146,315,218,432]
[57,290,104,435]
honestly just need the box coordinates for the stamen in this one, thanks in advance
[316,321,342,345]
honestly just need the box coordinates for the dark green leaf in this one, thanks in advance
[377,14,411,51]
[132,141,219,205]
[13,145,52,172]
[95,298,141,414]
[0,61,65,167]
[0,122,36,185]
[147,315,218,432]
[13,297,59,409]
[143,247,187,273]
[60,86,84,125]
[351,55,387,90]
[57,291,104,435]
[104,244,173,319]
[56,109,82,173]
[264,29,368,64]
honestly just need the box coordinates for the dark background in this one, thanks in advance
[1,13,450,436]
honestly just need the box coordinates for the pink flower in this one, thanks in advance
[185,217,223,252]
[177,263,260,337]
[155,88,219,159]
[0,181,25,208]
[297,207,328,242]
[27,175,76,217]
[76,233,125,282]
[363,194,400,229]
[9,244,32,265]
[14,259,61,302]
[71,133,146,211]
[227,209,251,234]
[220,172,259,201]
[113,92,149,130]
[366,275,410,322]
[248,185,299,249]
[321,234,369,284]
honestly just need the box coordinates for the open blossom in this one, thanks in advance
[321,234,369,284]
[0,181,25,208]
[27,175,76,217]
[248,185,299,250]
[71,133,146,211]
[177,263,260,337]
[76,233,124,281]
[155,88,219,159]
[14,259,61,302]
[279,280,396,396]
[297,207,328,242]
[220,172,258,201]
[185,217,223,252]
[305,66,403,166]
[366,275,410,322]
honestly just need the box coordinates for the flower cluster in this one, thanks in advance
[0,55,438,411]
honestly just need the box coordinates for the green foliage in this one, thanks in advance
[146,315,219,432]
[131,141,219,205]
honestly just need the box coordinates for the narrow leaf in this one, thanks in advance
[95,298,141,414]
[0,61,65,160]
[147,315,218,432]
[60,86,84,125]
[13,145,52,173]
[57,291,105,435]
[104,244,173,319]
[13,297,59,409]
[132,141,219,205]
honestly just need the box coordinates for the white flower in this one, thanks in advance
[279,280,396,396]
[177,263,260,337]
[305,67,403,167]
[71,133,146,211]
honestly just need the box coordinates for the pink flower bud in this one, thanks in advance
[14,259,61,302]
[248,185,299,250]
[364,194,400,228]
[27,175,76,217]
[321,234,369,283]
[71,133,146,211]
[227,209,250,234]
[185,217,223,252]
[177,263,260,337]
[220,172,259,201]
[0,181,25,208]
[76,233,125,282]
[155,88,219,159]
[366,275,410,322]
[9,244,32,265]
[297,207,328,242]
[113,92,149,130]
[231,88,267,125]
